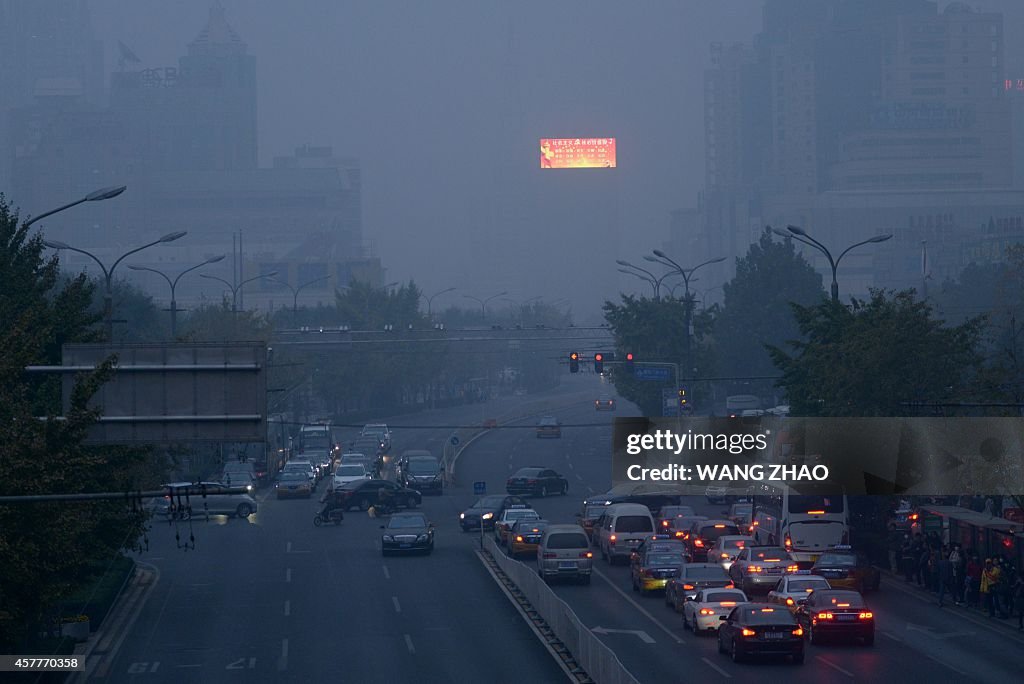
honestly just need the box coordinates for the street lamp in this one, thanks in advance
[266,275,332,323]
[44,230,186,340]
[127,254,224,338]
[421,287,456,318]
[500,296,541,326]
[464,291,508,320]
[26,185,127,228]
[617,259,679,298]
[648,250,727,378]
[200,271,279,313]
[775,225,893,303]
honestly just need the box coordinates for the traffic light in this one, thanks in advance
[678,387,688,408]
[569,352,580,373]
[594,353,604,374]
[624,352,634,373]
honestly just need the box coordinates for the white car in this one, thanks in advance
[705,485,729,504]
[333,463,369,489]
[706,535,755,571]
[682,588,749,634]
[766,573,832,612]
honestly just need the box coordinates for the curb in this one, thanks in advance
[70,561,160,682]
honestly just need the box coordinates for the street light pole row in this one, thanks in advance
[128,255,225,338]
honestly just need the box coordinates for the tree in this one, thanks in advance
[0,195,157,651]
[767,290,983,416]
[715,229,825,383]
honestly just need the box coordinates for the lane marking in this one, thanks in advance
[575,474,584,481]
[383,565,391,580]
[285,568,291,583]
[701,656,732,679]
[174,664,201,669]
[404,634,415,654]
[277,638,288,672]
[567,462,574,469]
[815,656,853,678]
[882,630,902,642]
[283,600,290,616]
[392,596,402,613]
[286,542,291,553]
[591,567,685,644]
[926,654,969,678]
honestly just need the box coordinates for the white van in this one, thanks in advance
[596,503,656,564]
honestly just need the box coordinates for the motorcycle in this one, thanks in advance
[313,508,345,526]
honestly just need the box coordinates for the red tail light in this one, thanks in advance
[747,565,762,574]
[694,539,704,547]
[792,627,804,636]
[699,608,715,615]
[740,628,756,637]
[784,534,792,550]
[725,582,735,589]
[816,612,834,620]
[683,584,695,590]
[858,612,873,620]
[515,535,524,542]
[543,552,556,559]
[580,551,593,558]
[786,565,798,573]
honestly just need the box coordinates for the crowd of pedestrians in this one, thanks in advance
[888,527,1024,629]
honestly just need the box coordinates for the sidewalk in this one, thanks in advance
[70,563,159,682]
[880,567,1023,635]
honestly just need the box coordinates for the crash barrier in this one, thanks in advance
[485,536,641,684]
[440,391,596,486]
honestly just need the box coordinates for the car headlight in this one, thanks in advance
[482,512,494,520]
[417,534,429,542]
[460,513,465,519]
[382,535,394,542]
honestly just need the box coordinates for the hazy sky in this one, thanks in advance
[86,0,1024,300]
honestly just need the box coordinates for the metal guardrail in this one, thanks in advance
[484,536,641,684]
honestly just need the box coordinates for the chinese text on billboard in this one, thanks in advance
[540,138,617,169]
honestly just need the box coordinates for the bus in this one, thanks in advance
[751,483,849,568]
[299,424,333,454]
[725,394,761,417]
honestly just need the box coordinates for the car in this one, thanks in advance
[728,502,753,529]
[381,512,434,555]
[494,507,541,546]
[706,535,755,571]
[809,546,881,593]
[682,588,749,634]
[729,546,799,595]
[509,519,549,558]
[350,436,385,457]
[283,460,317,488]
[596,503,657,564]
[397,452,443,494]
[535,416,562,438]
[666,515,708,541]
[629,536,690,564]
[686,520,741,562]
[332,463,369,489]
[656,505,697,533]
[361,423,392,450]
[537,524,593,584]
[334,478,422,511]
[717,603,804,664]
[340,451,374,470]
[459,495,527,531]
[631,548,687,595]
[290,456,322,481]
[220,468,256,492]
[506,467,568,497]
[275,471,313,499]
[595,396,616,411]
[705,485,729,504]
[305,449,334,476]
[794,589,874,646]
[158,482,258,518]
[766,573,832,612]
[666,564,735,611]
[576,504,608,542]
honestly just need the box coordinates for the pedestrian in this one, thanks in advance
[918,546,933,589]
[936,552,954,607]
[888,524,903,573]
[1013,574,1024,630]
[981,558,1000,618]
[949,544,965,605]
[901,537,917,583]
[966,554,982,608]
[997,561,1014,619]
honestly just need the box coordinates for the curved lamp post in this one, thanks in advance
[200,271,279,313]
[127,254,225,338]
[27,185,126,228]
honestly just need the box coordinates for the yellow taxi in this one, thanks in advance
[809,546,881,593]
[509,519,549,557]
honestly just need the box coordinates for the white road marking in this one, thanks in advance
[567,462,574,469]
[701,657,732,678]
[392,596,402,613]
[174,664,201,668]
[383,565,391,579]
[591,568,685,644]
[277,638,288,672]
[926,654,969,678]
[286,541,291,553]
[882,630,902,642]
[575,474,584,481]
[285,568,292,583]
[283,600,290,616]
[815,656,853,678]
[404,634,415,654]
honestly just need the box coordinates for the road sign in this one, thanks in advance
[450,435,460,446]
[473,481,486,495]
[662,388,680,417]
[635,367,671,381]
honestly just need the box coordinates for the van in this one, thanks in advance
[596,503,656,564]
[537,524,593,584]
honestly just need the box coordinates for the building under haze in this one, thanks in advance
[684,0,1023,296]
[6,2,378,314]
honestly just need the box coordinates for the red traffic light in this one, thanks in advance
[626,353,634,361]
[594,353,603,361]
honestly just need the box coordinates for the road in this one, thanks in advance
[82,374,1024,683]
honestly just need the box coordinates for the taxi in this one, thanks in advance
[629,535,690,565]
[810,546,881,593]
[577,504,607,542]
[682,588,749,634]
[509,519,549,558]
[630,547,687,595]
[729,546,799,595]
[765,572,832,612]
[706,535,754,571]
[493,506,540,547]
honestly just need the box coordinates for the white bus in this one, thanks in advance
[751,484,849,567]
[725,394,761,417]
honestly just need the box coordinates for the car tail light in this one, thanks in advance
[741,628,756,637]
[580,551,593,559]
[786,565,798,573]
[859,612,873,620]
[683,584,695,590]
[694,539,704,547]
[610,534,617,541]
[674,531,685,538]
[662,520,670,527]
[700,608,715,615]
[515,535,523,542]
[786,597,795,606]
[721,553,730,559]
[816,612,834,620]
[784,534,792,550]
[792,627,804,636]
[806,510,825,515]
[720,601,736,606]
[725,582,735,589]
[747,565,762,574]
[543,552,557,559]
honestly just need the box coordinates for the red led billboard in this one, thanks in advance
[540,138,617,168]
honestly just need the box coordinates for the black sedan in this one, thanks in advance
[459,495,527,531]
[335,478,422,511]
[717,603,805,665]
[381,512,434,556]
[506,467,569,497]
[795,589,875,646]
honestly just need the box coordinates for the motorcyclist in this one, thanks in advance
[318,489,346,520]
[376,486,394,514]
